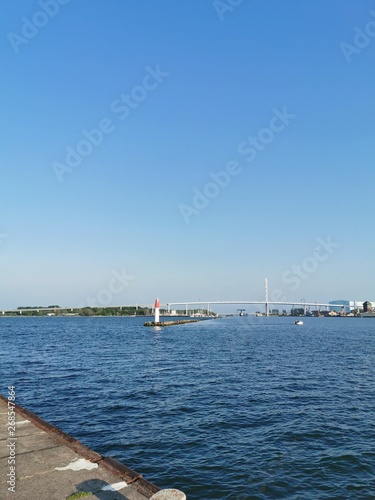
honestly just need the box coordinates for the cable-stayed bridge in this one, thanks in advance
[166,300,344,316]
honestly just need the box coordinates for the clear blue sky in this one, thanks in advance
[1,0,375,310]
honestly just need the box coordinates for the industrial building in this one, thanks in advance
[329,299,375,313]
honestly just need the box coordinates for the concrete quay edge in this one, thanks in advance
[0,394,186,499]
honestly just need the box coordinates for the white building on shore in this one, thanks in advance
[329,299,375,313]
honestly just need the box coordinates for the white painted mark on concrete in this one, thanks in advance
[16,420,30,425]
[101,481,128,491]
[55,458,98,471]
[150,489,187,500]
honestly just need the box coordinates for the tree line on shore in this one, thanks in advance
[4,306,192,317]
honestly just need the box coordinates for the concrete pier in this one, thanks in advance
[144,319,199,327]
[0,396,185,500]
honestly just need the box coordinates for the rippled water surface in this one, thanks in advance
[1,316,374,499]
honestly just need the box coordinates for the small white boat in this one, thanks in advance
[294,320,303,325]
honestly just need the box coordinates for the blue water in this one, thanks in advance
[1,316,374,499]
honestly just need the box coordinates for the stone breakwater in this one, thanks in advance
[144,319,200,327]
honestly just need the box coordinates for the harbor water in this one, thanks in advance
[1,316,374,499]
